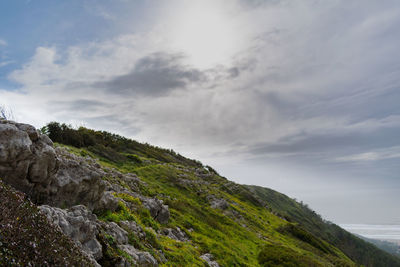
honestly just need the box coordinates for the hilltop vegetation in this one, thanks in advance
[41,122,202,168]
[1,120,399,266]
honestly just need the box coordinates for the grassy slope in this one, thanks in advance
[40,123,399,266]
[59,142,354,266]
[246,185,400,267]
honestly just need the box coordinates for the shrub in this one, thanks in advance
[258,244,321,267]
[278,224,334,255]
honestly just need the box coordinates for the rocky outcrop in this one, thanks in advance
[200,253,220,267]
[119,220,146,239]
[118,245,158,267]
[100,222,129,245]
[0,120,163,265]
[0,119,58,200]
[0,181,96,266]
[160,227,189,242]
[48,147,106,210]
[40,204,158,267]
[39,205,102,262]
[142,198,170,224]
[99,221,158,266]
[207,195,229,210]
[97,190,121,212]
[0,119,146,213]
[0,119,106,209]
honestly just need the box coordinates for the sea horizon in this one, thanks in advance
[340,224,400,244]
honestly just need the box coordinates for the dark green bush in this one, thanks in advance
[278,224,334,255]
[41,122,202,167]
[258,244,321,267]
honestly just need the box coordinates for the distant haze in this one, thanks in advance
[341,224,400,243]
[0,1,399,224]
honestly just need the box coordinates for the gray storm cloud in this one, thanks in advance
[1,0,400,224]
[96,53,206,96]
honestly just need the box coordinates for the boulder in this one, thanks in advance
[96,190,121,212]
[200,253,220,267]
[100,222,129,245]
[160,227,189,242]
[207,195,229,210]
[119,220,146,239]
[100,221,159,266]
[142,198,170,224]
[118,245,158,267]
[0,120,107,210]
[47,147,106,210]
[0,120,58,199]
[39,205,102,261]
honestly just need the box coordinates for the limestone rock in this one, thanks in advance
[160,227,188,242]
[48,147,106,210]
[101,222,129,245]
[14,123,39,141]
[207,195,229,210]
[119,220,146,239]
[0,120,108,210]
[142,198,170,224]
[200,253,220,267]
[118,245,158,267]
[97,191,121,212]
[39,205,102,261]
[0,120,58,199]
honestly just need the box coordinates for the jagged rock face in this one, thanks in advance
[101,222,129,245]
[40,204,159,267]
[200,253,220,267]
[0,120,58,198]
[119,220,146,239]
[142,198,170,224]
[97,190,121,212]
[48,147,106,210]
[118,245,158,267]
[207,195,229,210]
[39,205,103,262]
[99,221,158,267]
[0,120,162,265]
[160,227,189,242]
[0,120,107,210]
[0,181,96,266]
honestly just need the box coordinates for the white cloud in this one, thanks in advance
[0,60,13,68]
[2,0,400,224]
[3,0,400,162]
[0,39,7,46]
[335,146,400,162]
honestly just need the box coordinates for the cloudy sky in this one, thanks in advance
[1,0,399,224]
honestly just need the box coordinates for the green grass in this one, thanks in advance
[44,123,397,267]
[247,185,400,267]
[86,153,356,266]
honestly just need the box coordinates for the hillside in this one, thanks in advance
[357,236,400,259]
[246,186,400,267]
[0,119,399,266]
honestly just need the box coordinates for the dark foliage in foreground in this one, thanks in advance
[0,180,93,266]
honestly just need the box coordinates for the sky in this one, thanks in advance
[0,0,399,224]
[340,224,400,243]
